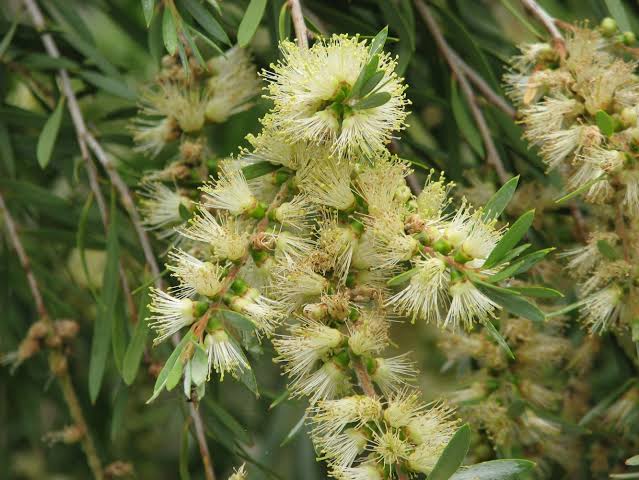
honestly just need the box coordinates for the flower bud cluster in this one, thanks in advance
[440,316,579,476]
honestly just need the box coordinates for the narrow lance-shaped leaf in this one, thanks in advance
[178,0,231,45]
[147,331,195,403]
[483,210,535,268]
[427,424,471,480]
[37,97,66,169]
[162,6,179,55]
[483,319,515,359]
[278,2,291,42]
[237,0,267,47]
[451,78,484,157]
[88,193,120,403]
[482,175,519,220]
[122,283,151,385]
[369,25,389,56]
[353,92,391,110]
[141,0,156,26]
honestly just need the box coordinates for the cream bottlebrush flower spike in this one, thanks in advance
[263,34,409,158]
[139,182,192,239]
[506,23,639,334]
[204,46,261,123]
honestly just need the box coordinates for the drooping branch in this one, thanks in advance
[0,192,104,480]
[414,0,509,184]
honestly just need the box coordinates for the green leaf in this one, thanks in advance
[242,161,280,180]
[88,194,120,403]
[147,331,195,403]
[451,78,484,158]
[148,11,164,65]
[387,267,418,287]
[597,239,621,260]
[122,284,151,385]
[79,71,137,101]
[626,455,639,466]
[228,336,259,396]
[360,71,385,99]
[237,0,267,47]
[483,176,520,220]
[269,389,290,410]
[509,286,564,298]
[280,413,307,447]
[203,396,252,444]
[604,0,632,34]
[278,2,291,42]
[179,0,231,45]
[36,98,65,169]
[166,354,186,391]
[0,17,18,59]
[350,55,380,100]
[179,419,191,480]
[484,210,535,268]
[428,424,471,480]
[595,110,615,136]
[511,248,553,276]
[112,298,128,375]
[479,284,545,323]
[353,92,391,110]
[369,26,389,56]
[0,121,15,178]
[450,459,536,480]
[190,345,209,386]
[162,7,179,55]
[142,0,156,26]
[221,310,257,332]
[483,319,514,359]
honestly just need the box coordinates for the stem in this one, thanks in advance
[0,192,104,480]
[450,51,516,118]
[414,0,509,184]
[352,356,377,398]
[289,0,309,49]
[190,403,216,480]
[520,0,566,57]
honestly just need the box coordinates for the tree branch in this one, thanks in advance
[289,0,309,49]
[414,0,509,184]
[0,192,104,480]
[450,50,516,118]
[21,1,215,477]
[520,0,566,57]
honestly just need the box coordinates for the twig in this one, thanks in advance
[450,51,516,118]
[406,173,422,195]
[0,192,104,480]
[414,0,509,184]
[189,403,216,480]
[352,356,377,398]
[22,0,214,476]
[289,0,309,49]
[520,0,566,57]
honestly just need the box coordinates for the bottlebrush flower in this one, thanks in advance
[204,46,260,123]
[201,163,258,216]
[263,34,409,158]
[139,182,191,239]
[167,249,225,298]
[205,329,249,380]
[148,289,195,344]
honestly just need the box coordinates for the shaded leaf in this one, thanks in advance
[483,319,514,359]
[484,210,535,268]
[163,7,179,55]
[179,0,230,45]
[451,78,484,157]
[36,98,65,169]
[353,92,391,110]
[237,0,267,47]
[142,0,156,26]
[123,284,151,385]
[79,71,137,101]
[147,331,195,403]
[89,195,120,403]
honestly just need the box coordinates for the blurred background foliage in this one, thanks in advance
[2,0,639,479]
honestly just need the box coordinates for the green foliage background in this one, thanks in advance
[2,0,639,479]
